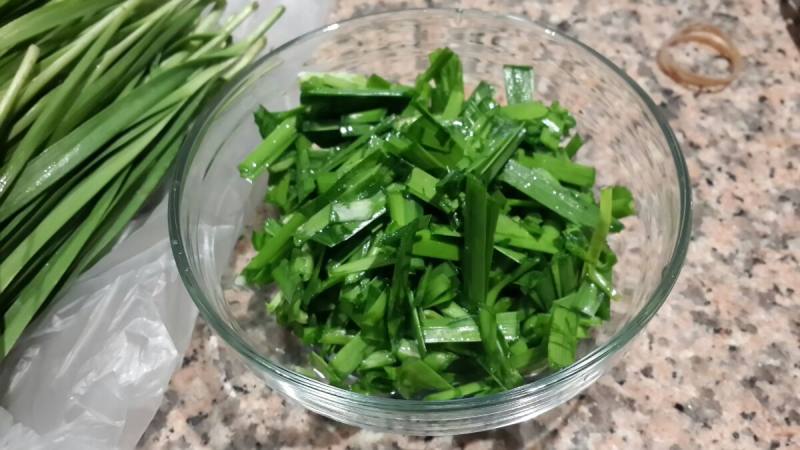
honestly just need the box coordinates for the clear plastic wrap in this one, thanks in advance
[0,1,331,448]
[0,203,208,450]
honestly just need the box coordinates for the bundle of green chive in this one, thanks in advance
[0,0,285,358]
[239,48,636,400]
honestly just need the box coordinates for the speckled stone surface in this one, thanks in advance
[137,1,800,449]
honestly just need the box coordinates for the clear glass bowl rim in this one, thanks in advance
[168,8,692,410]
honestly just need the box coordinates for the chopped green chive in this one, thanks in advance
[238,48,636,399]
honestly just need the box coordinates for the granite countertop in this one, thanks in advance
[137,0,800,448]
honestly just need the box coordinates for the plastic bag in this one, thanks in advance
[0,1,331,449]
[0,202,211,450]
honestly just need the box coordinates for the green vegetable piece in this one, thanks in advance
[499,101,548,121]
[0,0,288,361]
[523,312,552,339]
[416,262,458,308]
[440,301,469,319]
[471,119,526,184]
[0,0,120,58]
[395,338,421,361]
[499,160,599,228]
[332,192,387,223]
[611,186,636,218]
[395,358,452,399]
[271,259,307,325]
[409,295,427,357]
[319,328,353,345]
[461,81,497,129]
[301,119,341,146]
[310,352,341,384]
[412,237,460,261]
[0,3,131,200]
[295,204,332,244]
[425,48,464,116]
[503,65,534,105]
[509,340,547,370]
[551,253,578,299]
[361,288,388,326]
[0,45,38,135]
[74,89,210,271]
[539,129,561,151]
[423,317,479,343]
[564,134,584,158]
[0,112,174,293]
[386,217,429,342]
[548,306,579,369]
[243,213,307,284]
[300,71,369,90]
[0,65,197,221]
[343,108,387,124]
[518,153,596,188]
[301,326,321,345]
[494,246,527,263]
[2,170,122,356]
[253,106,280,137]
[586,187,614,265]
[424,381,488,401]
[406,167,439,207]
[408,168,459,213]
[266,173,292,212]
[423,351,458,372]
[462,174,500,310]
[301,87,412,118]
[328,255,393,277]
[494,214,559,255]
[587,264,616,299]
[555,281,602,317]
[316,172,338,193]
[487,258,541,306]
[430,224,461,238]
[478,307,522,388]
[267,155,296,173]
[318,119,392,175]
[330,335,369,378]
[238,116,297,179]
[254,106,303,138]
[386,184,420,228]
[360,350,396,370]
[52,2,201,142]
[295,135,316,202]
[422,312,519,343]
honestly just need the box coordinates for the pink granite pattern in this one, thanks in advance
[137,1,800,449]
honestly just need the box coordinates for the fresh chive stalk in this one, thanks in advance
[0,0,286,357]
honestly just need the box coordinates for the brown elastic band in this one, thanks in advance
[657,23,743,88]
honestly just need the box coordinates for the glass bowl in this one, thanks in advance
[168,8,691,435]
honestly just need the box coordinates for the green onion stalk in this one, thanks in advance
[0,0,286,357]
